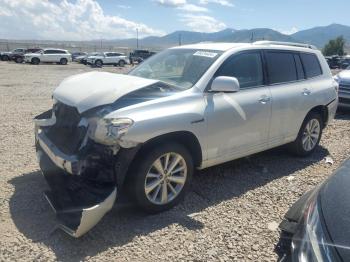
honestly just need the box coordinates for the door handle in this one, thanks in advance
[258,95,271,104]
[302,88,311,96]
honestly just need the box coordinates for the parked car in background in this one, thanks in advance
[77,52,100,64]
[278,158,350,261]
[86,52,129,67]
[340,57,350,69]
[334,66,350,107]
[325,55,341,69]
[71,52,87,61]
[24,49,71,65]
[11,48,42,63]
[34,41,337,237]
[1,48,26,61]
[129,49,156,63]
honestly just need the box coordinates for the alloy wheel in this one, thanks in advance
[144,152,187,205]
[302,118,320,151]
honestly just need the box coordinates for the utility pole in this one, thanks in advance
[136,28,139,49]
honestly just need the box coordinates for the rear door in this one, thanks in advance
[105,53,118,64]
[265,50,312,147]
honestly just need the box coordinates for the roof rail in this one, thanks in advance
[253,41,317,50]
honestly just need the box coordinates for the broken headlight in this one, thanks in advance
[89,118,134,145]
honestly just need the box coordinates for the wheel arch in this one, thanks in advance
[133,131,203,168]
[308,105,329,128]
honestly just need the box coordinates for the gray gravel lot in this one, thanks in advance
[0,61,349,261]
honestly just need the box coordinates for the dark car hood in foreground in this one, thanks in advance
[320,159,350,260]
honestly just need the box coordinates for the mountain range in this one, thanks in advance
[104,23,350,49]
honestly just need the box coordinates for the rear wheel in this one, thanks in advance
[60,58,68,65]
[288,112,323,156]
[2,55,9,61]
[31,57,40,65]
[128,143,193,213]
[118,60,126,67]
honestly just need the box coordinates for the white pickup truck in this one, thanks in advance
[86,52,129,67]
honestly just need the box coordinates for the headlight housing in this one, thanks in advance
[291,194,337,261]
[89,117,134,145]
[333,75,340,83]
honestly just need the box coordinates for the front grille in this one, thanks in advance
[339,97,350,104]
[46,102,87,155]
[339,84,350,91]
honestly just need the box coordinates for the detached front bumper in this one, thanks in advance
[35,112,118,238]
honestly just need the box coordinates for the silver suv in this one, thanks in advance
[34,41,338,237]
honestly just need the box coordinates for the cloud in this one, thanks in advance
[199,0,234,7]
[155,0,208,12]
[179,14,226,32]
[0,0,164,40]
[279,27,299,35]
[155,0,187,7]
[117,4,131,9]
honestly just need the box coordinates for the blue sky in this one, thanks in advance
[0,0,349,40]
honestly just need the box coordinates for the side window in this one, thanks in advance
[44,50,53,54]
[294,54,305,80]
[266,52,297,84]
[215,52,264,89]
[300,53,322,78]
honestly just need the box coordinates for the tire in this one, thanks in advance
[60,58,68,65]
[288,112,323,157]
[118,60,126,67]
[31,57,40,65]
[15,57,23,63]
[94,60,103,67]
[2,55,9,61]
[128,142,193,213]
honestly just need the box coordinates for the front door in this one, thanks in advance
[206,51,272,163]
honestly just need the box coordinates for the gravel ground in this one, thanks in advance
[0,61,349,262]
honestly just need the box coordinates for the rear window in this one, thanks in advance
[300,53,322,78]
[266,52,297,84]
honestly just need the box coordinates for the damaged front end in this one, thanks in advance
[34,102,139,237]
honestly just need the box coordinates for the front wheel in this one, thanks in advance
[94,60,103,67]
[31,57,40,65]
[15,57,23,63]
[288,112,323,156]
[129,143,193,213]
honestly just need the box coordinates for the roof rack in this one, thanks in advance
[253,41,317,50]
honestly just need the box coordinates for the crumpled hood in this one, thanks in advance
[53,72,158,113]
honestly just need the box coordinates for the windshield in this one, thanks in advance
[129,48,223,89]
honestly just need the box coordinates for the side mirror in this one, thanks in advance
[210,76,240,93]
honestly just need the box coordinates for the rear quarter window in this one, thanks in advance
[300,53,322,78]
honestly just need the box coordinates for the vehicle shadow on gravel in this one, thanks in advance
[9,146,329,261]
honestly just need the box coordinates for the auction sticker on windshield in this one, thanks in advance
[193,51,218,58]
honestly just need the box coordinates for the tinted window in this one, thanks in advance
[300,53,322,78]
[216,52,264,89]
[266,52,297,84]
[44,50,54,54]
[294,54,305,80]
[106,53,117,57]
